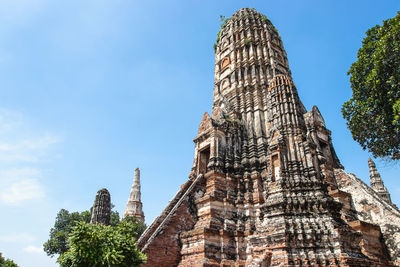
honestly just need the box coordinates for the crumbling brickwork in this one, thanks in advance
[335,169,400,265]
[90,188,111,225]
[137,8,399,266]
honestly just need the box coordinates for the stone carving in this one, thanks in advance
[123,168,145,222]
[198,112,212,135]
[220,57,231,71]
[90,188,111,225]
[137,8,399,266]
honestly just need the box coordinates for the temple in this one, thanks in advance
[123,168,145,222]
[137,8,400,266]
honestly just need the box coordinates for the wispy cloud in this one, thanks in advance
[24,245,44,254]
[0,109,22,133]
[0,109,61,205]
[0,168,45,204]
[0,233,35,243]
[0,134,61,163]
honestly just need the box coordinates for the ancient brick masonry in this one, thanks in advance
[335,165,400,266]
[137,8,400,266]
[90,188,111,225]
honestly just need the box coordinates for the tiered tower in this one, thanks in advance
[90,188,111,225]
[123,168,145,222]
[137,8,397,266]
[368,158,392,204]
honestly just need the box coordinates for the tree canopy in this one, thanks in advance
[342,12,400,160]
[43,207,120,258]
[44,207,146,266]
[0,252,18,267]
[58,221,146,267]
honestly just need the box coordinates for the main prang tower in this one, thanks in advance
[137,8,398,266]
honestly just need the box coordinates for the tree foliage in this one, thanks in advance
[44,206,146,266]
[43,209,91,258]
[43,208,120,258]
[342,12,400,159]
[0,252,18,267]
[57,221,146,267]
[120,216,147,241]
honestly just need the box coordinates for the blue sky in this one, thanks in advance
[0,1,399,266]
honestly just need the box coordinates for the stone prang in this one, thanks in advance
[137,8,400,266]
[368,158,392,204]
[90,188,111,225]
[123,168,145,222]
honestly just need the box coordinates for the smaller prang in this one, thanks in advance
[368,158,392,204]
[123,168,145,222]
[90,188,111,225]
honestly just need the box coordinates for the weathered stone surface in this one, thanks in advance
[123,168,145,222]
[335,168,400,265]
[90,188,111,225]
[138,8,399,266]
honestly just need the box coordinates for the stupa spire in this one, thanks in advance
[123,168,145,222]
[368,158,392,204]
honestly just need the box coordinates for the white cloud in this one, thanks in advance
[0,109,61,205]
[0,109,22,133]
[24,245,44,254]
[0,168,45,205]
[0,176,45,205]
[0,109,62,163]
[0,233,35,243]
[0,134,61,163]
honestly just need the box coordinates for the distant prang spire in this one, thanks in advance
[123,168,145,222]
[368,158,392,204]
[90,188,111,225]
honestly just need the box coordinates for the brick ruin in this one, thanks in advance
[137,8,400,266]
[90,188,111,225]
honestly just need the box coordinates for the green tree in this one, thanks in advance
[342,12,400,160]
[43,207,120,258]
[0,252,19,267]
[58,221,146,267]
[120,216,147,241]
